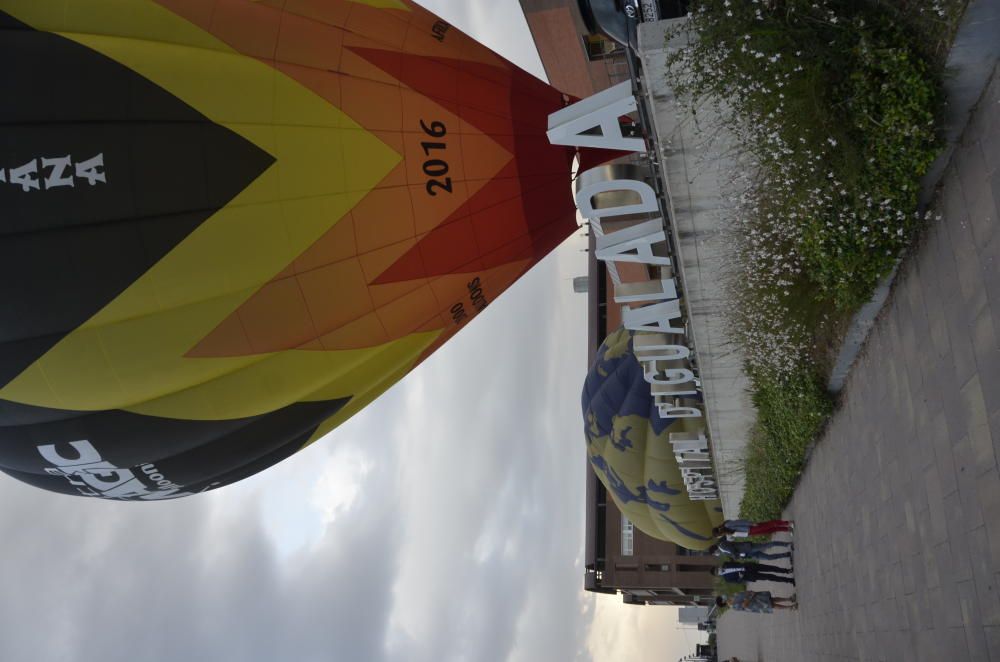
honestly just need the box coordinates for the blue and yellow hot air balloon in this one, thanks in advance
[0,0,585,500]
[582,327,724,550]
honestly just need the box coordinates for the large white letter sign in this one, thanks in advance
[575,175,659,219]
[650,381,698,398]
[623,299,684,334]
[646,368,695,386]
[633,332,689,361]
[669,432,709,453]
[658,403,702,419]
[595,219,671,266]
[546,81,646,152]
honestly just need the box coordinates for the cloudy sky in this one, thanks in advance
[0,2,705,660]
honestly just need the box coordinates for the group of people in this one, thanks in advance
[709,518,796,614]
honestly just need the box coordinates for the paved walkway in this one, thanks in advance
[718,67,1000,661]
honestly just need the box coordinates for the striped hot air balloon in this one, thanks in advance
[0,0,582,500]
[582,327,724,550]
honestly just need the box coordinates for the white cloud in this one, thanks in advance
[378,240,592,662]
[310,446,374,524]
[586,595,708,661]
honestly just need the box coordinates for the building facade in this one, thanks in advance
[519,0,631,98]
[678,606,711,624]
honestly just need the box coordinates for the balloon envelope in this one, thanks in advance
[582,327,724,549]
[0,0,580,499]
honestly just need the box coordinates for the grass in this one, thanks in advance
[666,0,966,518]
[740,368,833,520]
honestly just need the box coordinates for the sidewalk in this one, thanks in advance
[719,66,1000,661]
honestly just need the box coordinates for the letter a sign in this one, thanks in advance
[546,81,645,152]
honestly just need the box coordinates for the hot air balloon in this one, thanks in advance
[582,327,724,549]
[0,0,584,500]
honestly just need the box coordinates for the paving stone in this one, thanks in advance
[948,517,976,582]
[963,374,998,474]
[943,626,973,660]
[927,307,954,363]
[965,88,995,148]
[905,267,935,358]
[982,110,1000,176]
[959,135,991,204]
[969,626,993,662]
[973,321,1000,420]
[897,300,926,394]
[901,550,920,597]
[944,308,981,397]
[947,195,990,315]
[924,465,949,545]
[969,528,1000,628]
[913,393,940,470]
[916,627,944,662]
[976,575,1000,626]
[941,579,966,629]
[968,179,1000,250]
[956,435,988,530]
[985,625,1000,661]
[991,166,1000,222]
[980,232,1000,317]
[935,414,961,497]
[960,582,984,630]
[960,580,991,661]
[979,468,1000,570]
[943,380,972,444]
[991,409,1000,480]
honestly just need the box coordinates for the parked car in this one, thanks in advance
[644,0,690,21]
[578,0,689,48]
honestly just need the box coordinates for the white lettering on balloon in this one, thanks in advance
[37,439,194,501]
[0,153,106,192]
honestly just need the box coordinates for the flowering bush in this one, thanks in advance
[667,0,952,369]
[666,0,963,515]
[671,0,942,315]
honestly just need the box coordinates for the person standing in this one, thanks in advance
[712,560,795,586]
[715,592,797,613]
[713,518,793,538]
[711,538,792,562]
